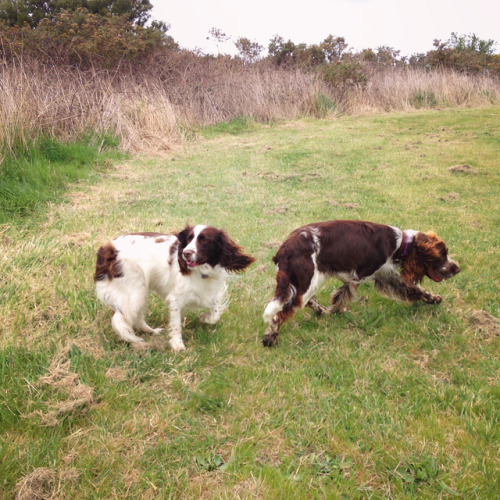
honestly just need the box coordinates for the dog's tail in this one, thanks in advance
[94,242,123,282]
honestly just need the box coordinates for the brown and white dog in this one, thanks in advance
[262,220,460,346]
[95,225,254,351]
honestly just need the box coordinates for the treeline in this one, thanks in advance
[1,0,499,155]
[1,1,498,76]
[1,1,499,220]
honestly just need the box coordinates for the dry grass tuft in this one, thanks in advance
[15,467,79,500]
[29,347,95,426]
[448,164,479,174]
[470,310,500,339]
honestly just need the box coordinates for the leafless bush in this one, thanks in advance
[345,67,499,114]
[1,56,498,154]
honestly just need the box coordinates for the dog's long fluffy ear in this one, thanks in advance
[400,232,440,284]
[95,242,123,282]
[176,226,192,249]
[176,226,192,275]
[217,230,255,272]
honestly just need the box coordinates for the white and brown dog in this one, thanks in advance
[262,220,460,346]
[95,225,254,351]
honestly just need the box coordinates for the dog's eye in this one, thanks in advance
[187,234,194,242]
[198,234,206,242]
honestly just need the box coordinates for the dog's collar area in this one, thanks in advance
[394,231,413,262]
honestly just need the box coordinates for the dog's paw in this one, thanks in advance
[262,333,278,347]
[152,327,164,335]
[169,338,186,352]
[199,312,219,325]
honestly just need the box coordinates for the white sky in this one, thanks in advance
[150,0,499,57]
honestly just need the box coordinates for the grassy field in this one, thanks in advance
[1,107,499,499]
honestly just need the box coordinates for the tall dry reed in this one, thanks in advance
[346,67,499,114]
[1,57,498,154]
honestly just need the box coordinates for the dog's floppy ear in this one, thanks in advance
[176,226,192,275]
[400,232,439,284]
[216,230,255,272]
[176,225,192,249]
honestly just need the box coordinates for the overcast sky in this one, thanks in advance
[150,0,499,57]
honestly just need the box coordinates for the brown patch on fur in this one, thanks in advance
[94,242,123,282]
[168,240,178,266]
[155,237,166,243]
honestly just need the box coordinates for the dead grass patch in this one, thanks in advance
[439,192,460,202]
[470,310,500,339]
[262,238,282,250]
[15,467,79,500]
[257,172,323,182]
[231,477,267,499]
[343,202,360,209]
[27,346,95,426]
[105,367,128,382]
[448,164,479,175]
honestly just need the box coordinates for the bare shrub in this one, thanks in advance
[1,55,499,154]
[0,59,179,154]
[345,67,500,114]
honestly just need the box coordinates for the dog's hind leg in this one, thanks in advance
[134,302,163,335]
[112,311,145,343]
[374,275,442,304]
[136,320,164,335]
[330,283,357,313]
[306,295,330,316]
[262,299,301,347]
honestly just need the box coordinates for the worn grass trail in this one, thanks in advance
[1,107,499,498]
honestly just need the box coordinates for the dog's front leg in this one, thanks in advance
[200,283,228,325]
[167,297,186,351]
[374,275,442,304]
[199,308,222,325]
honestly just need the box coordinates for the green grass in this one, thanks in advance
[1,107,499,498]
[0,134,120,224]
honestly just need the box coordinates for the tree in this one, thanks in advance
[235,37,263,63]
[0,7,177,67]
[0,0,153,27]
[449,32,496,55]
[207,27,230,54]
[320,35,348,63]
[268,35,296,66]
[426,33,498,73]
